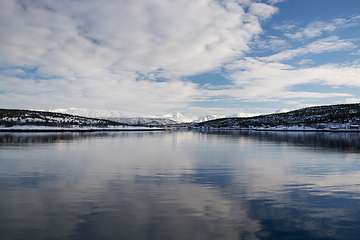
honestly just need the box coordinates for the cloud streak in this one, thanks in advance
[260,36,355,62]
[222,57,360,101]
[283,16,360,40]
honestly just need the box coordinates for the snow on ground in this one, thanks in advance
[0,125,164,131]
[194,125,360,132]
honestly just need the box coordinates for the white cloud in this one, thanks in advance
[283,16,360,40]
[350,50,360,55]
[260,36,355,62]
[268,37,291,50]
[346,98,360,104]
[0,73,201,115]
[298,59,314,65]
[0,0,277,114]
[252,36,290,51]
[1,0,359,117]
[284,21,336,40]
[0,0,267,79]
[0,68,25,76]
[220,57,359,101]
[273,23,296,32]
[267,0,287,5]
[248,3,278,20]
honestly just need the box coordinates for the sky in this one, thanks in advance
[1,0,360,118]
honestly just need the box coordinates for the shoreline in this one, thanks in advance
[193,128,360,133]
[0,127,166,132]
[253,129,360,133]
[1,126,359,133]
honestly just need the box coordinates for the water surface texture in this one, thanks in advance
[1,130,360,240]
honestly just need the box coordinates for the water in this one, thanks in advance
[0,130,360,240]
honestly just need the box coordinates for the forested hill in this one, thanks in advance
[0,109,126,128]
[195,103,360,129]
[1,103,360,129]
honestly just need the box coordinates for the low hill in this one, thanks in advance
[195,103,360,130]
[0,109,127,128]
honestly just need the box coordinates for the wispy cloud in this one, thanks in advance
[284,21,336,40]
[252,36,291,52]
[221,57,359,101]
[267,0,287,5]
[346,98,360,103]
[248,3,278,20]
[350,50,360,55]
[283,16,360,40]
[260,36,355,62]
[273,23,296,32]
[297,59,314,65]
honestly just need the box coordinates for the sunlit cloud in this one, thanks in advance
[248,3,278,21]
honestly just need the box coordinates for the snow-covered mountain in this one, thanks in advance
[2,103,360,129]
[107,117,178,126]
[50,108,226,125]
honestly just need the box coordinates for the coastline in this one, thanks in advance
[193,127,360,133]
[253,128,360,133]
[0,126,166,132]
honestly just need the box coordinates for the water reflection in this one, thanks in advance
[196,129,360,152]
[1,130,359,152]
[0,131,360,240]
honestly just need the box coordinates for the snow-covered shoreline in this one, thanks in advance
[0,125,165,132]
[253,128,360,132]
[192,126,360,132]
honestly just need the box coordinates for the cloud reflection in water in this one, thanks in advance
[0,131,360,239]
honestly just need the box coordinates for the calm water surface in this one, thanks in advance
[1,130,360,240]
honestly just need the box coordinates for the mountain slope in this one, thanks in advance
[195,103,360,129]
[0,109,126,128]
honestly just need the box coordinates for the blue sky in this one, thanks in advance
[1,0,360,118]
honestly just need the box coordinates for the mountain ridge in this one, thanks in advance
[0,108,126,128]
[51,108,226,124]
[1,103,360,129]
[195,103,360,130]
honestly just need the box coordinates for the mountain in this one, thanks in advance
[195,103,360,130]
[3,103,359,130]
[51,108,225,125]
[194,115,226,123]
[107,117,178,126]
[0,109,126,128]
[51,108,151,118]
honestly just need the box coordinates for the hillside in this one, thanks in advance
[107,117,178,126]
[195,103,360,130]
[52,108,224,125]
[0,109,127,128]
[2,104,360,131]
